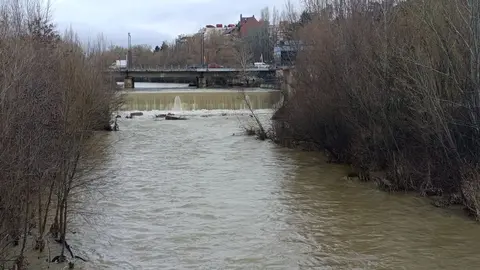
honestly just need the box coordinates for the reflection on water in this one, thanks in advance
[71,111,480,270]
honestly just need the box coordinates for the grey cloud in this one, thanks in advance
[56,21,170,47]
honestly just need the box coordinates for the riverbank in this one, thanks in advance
[270,108,478,220]
[2,206,84,270]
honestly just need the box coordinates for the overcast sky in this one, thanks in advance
[52,0,293,47]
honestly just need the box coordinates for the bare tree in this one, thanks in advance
[270,0,480,219]
[0,1,122,268]
[233,40,268,140]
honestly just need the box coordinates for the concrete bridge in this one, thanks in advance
[110,67,277,88]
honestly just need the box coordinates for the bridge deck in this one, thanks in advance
[110,67,276,72]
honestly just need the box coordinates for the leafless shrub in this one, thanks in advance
[233,40,268,140]
[0,0,122,267]
[273,0,480,219]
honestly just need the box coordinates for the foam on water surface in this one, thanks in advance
[117,109,274,118]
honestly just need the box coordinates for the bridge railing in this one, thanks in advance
[127,64,192,71]
[112,66,279,72]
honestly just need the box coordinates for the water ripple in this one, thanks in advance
[71,113,480,270]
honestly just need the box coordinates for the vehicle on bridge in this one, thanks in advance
[109,60,127,70]
[253,62,270,68]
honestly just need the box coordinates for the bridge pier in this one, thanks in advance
[197,76,206,88]
[124,76,135,89]
[281,68,293,97]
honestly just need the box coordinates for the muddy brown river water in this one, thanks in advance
[68,86,480,270]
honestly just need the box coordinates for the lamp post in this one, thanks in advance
[127,32,132,70]
[200,29,209,71]
[200,30,205,67]
[125,32,134,88]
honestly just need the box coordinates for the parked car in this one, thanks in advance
[109,60,127,70]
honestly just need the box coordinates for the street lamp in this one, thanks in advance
[200,30,205,67]
[127,32,132,69]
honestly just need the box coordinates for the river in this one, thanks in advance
[69,84,480,270]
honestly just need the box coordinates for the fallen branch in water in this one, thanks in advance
[51,239,88,267]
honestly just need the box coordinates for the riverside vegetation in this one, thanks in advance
[0,0,122,269]
[3,0,480,267]
[272,0,480,219]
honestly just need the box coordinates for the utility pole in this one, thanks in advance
[124,32,135,88]
[127,32,133,70]
[200,31,205,67]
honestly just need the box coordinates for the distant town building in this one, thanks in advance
[238,14,264,37]
[201,23,236,39]
[274,40,298,67]
[223,14,266,38]
[273,21,299,67]
[179,13,299,66]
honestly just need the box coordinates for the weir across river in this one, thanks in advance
[120,88,282,111]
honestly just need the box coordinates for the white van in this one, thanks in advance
[253,62,270,68]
